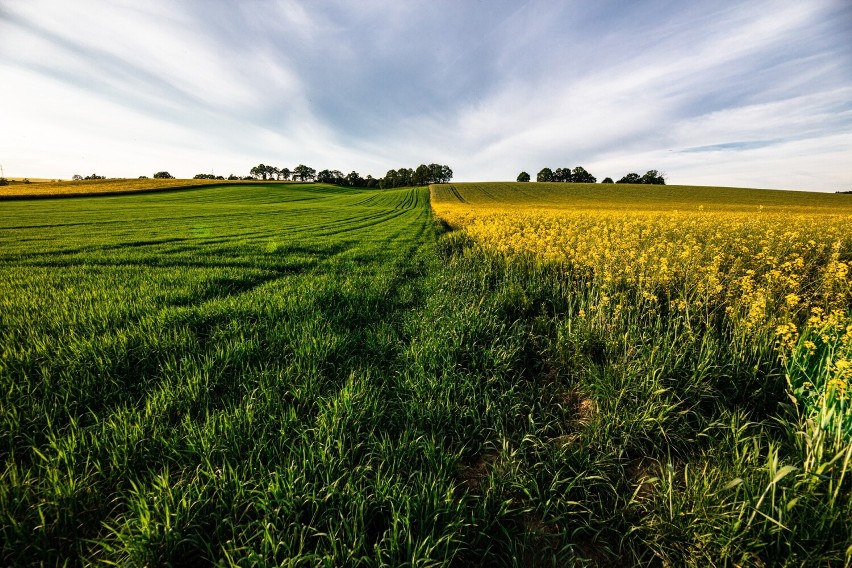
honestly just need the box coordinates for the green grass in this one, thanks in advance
[1,182,850,565]
[432,181,852,212]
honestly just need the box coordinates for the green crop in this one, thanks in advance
[2,182,850,565]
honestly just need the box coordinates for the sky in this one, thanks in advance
[1,1,851,191]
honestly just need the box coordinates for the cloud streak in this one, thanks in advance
[0,0,850,190]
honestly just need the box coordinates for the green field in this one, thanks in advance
[2,182,851,565]
[432,181,852,211]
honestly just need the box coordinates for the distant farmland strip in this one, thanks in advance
[0,178,303,199]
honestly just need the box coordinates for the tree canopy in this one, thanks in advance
[537,166,596,183]
[379,163,452,189]
[517,171,531,182]
[617,170,666,185]
[536,168,554,182]
[241,162,450,189]
[292,164,316,182]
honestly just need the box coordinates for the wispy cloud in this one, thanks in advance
[0,0,849,189]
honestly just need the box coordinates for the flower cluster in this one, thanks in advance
[433,198,852,438]
[435,202,850,331]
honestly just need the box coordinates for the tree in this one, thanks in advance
[601,177,614,184]
[153,171,174,179]
[517,171,531,182]
[72,174,83,181]
[346,171,363,187]
[293,164,316,182]
[251,163,268,180]
[398,168,414,187]
[278,167,291,181]
[377,163,451,188]
[381,169,398,189]
[617,172,642,184]
[571,166,596,183]
[413,164,431,186]
[536,168,554,182]
[640,170,666,185]
[84,173,106,180]
[553,167,572,183]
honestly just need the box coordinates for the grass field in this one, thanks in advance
[1,181,851,565]
[432,181,852,211]
[0,177,272,199]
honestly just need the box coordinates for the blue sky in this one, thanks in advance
[1,1,850,190]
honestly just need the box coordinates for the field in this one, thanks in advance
[0,177,258,199]
[1,181,851,565]
[433,182,852,564]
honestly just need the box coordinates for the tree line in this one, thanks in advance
[517,167,666,185]
[379,164,453,189]
[247,162,453,189]
[248,164,318,181]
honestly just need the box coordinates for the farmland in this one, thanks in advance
[0,177,252,199]
[1,181,851,565]
[433,182,852,564]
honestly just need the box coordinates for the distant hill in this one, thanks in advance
[431,182,852,213]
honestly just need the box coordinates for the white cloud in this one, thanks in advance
[0,0,849,189]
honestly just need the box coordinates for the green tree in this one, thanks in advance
[640,170,666,185]
[153,172,173,179]
[380,169,397,189]
[553,167,572,182]
[601,177,614,184]
[517,171,531,182]
[346,171,363,187]
[414,164,431,186]
[617,172,641,184]
[249,165,264,180]
[536,167,554,182]
[571,166,596,183]
[293,164,316,182]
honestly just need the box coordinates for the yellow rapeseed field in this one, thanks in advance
[0,178,240,198]
[433,182,852,435]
